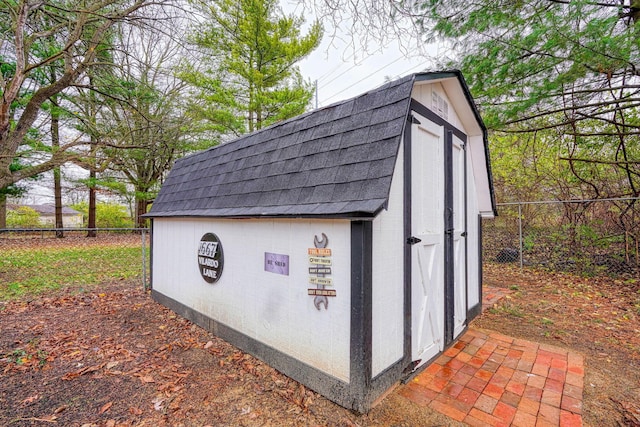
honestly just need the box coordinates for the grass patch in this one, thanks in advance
[489,301,524,318]
[0,245,144,300]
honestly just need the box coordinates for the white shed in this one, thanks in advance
[145,71,496,412]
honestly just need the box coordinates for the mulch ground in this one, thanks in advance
[0,282,348,426]
[0,280,456,427]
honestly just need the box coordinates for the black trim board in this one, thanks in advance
[463,136,469,328]
[149,219,154,290]
[443,129,455,345]
[410,99,467,143]
[349,220,373,411]
[348,220,409,410]
[144,211,383,220]
[402,114,413,369]
[467,214,484,320]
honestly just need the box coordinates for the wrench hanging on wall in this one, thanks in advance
[313,233,329,311]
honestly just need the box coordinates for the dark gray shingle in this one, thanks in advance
[147,74,415,218]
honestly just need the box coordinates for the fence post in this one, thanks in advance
[141,229,147,290]
[518,203,523,269]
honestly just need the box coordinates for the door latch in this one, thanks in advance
[407,236,422,245]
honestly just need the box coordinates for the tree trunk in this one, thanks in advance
[0,194,6,229]
[54,167,64,237]
[51,94,64,238]
[87,143,97,237]
[136,197,148,228]
[86,74,98,238]
[87,167,97,237]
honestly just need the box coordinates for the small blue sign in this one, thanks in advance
[264,252,289,276]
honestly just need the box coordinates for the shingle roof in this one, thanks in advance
[19,204,81,215]
[147,74,415,219]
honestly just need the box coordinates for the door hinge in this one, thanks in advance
[407,236,422,245]
[461,231,468,237]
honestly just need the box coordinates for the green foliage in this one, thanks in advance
[523,235,535,252]
[181,0,323,134]
[1,159,33,198]
[489,301,524,318]
[412,0,640,198]
[71,202,133,228]
[6,207,41,228]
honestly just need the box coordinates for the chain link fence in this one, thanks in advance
[3,199,638,300]
[0,228,150,299]
[483,198,640,277]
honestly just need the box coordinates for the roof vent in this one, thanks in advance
[432,91,449,121]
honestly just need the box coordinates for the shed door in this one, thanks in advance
[410,118,445,366]
[451,134,467,339]
[410,117,468,369]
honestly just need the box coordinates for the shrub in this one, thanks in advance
[6,206,41,228]
[71,202,134,228]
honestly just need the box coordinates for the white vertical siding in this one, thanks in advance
[371,141,405,377]
[466,151,481,310]
[412,82,464,130]
[152,218,352,382]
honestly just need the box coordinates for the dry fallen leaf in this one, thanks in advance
[54,405,68,414]
[99,401,113,414]
[140,375,155,383]
[21,394,39,405]
[105,361,120,370]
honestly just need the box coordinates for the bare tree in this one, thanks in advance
[0,0,175,190]
[71,21,195,228]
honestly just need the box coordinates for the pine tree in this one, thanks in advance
[182,0,323,134]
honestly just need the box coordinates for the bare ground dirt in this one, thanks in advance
[1,236,639,426]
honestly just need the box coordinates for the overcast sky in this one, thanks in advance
[298,41,431,108]
[286,2,443,108]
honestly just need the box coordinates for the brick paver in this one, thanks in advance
[482,285,514,311]
[399,328,584,426]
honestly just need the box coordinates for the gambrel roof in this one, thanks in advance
[148,75,414,218]
[147,71,496,219]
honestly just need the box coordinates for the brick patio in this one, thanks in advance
[482,285,514,312]
[398,328,584,426]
